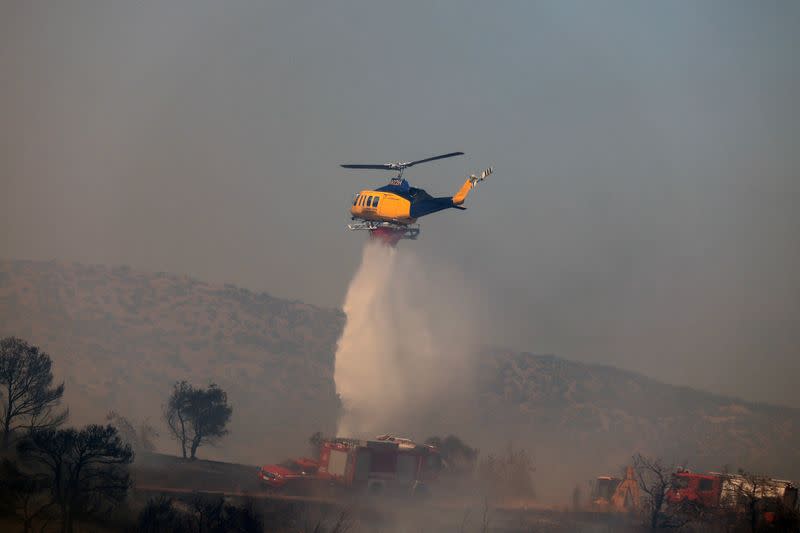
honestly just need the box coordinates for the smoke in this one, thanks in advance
[334,241,479,439]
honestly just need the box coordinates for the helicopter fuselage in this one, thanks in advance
[350,189,416,225]
[351,179,465,227]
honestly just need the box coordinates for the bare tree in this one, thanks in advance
[425,434,479,476]
[726,470,766,532]
[721,469,798,533]
[0,337,68,448]
[308,431,325,458]
[17,424,134,533]
[632,453,687,530]
[164,381,232,460]
[477,443,535,502]
[106,410,158,455]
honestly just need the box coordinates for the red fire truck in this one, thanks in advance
[257,457,322,489]
[666,470,798,522]
[259,435,442,497]
[666,471,724,507]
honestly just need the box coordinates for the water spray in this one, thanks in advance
[333,240,479,438]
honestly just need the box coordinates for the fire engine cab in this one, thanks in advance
[666,470,798,523]
[667,471,723,507]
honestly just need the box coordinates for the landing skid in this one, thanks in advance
[348,221,420,245]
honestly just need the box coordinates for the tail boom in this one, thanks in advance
[452,167,493,206]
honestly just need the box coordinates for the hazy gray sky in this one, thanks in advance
[1,1,798,406]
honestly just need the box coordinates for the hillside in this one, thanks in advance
[0,259,344,460]
[1,259,798,489]
[476,349,800,488]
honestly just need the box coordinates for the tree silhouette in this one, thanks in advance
[137,495,263,533]
[164,381,232,460]
[137,496,188,533]
[0,458,53,533]
[632,453,688,530]
[425,434,479,476]
[0,337,68,448]
[308,431,325,458]
[477,443,535,501]
[17,424,133,533]
[721,469,799,533]
[106,410,158,455]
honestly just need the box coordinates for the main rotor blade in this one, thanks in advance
[340,151,464,171]
[405,151,464,168]
[340,163,395,170]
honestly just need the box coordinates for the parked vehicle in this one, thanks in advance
[258,457,322,490]
[591,466,640,512]
[666,471,724,508]
[666,470,798,523]
[258,435,442,497]
[317,435,442,496]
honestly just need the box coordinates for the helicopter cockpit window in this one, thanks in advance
[372,197,379,207]
[367,196,374,207]
[353,194,360,206]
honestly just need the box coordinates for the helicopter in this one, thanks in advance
[341,151,493,245]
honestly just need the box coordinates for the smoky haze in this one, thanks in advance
[1,1,798,407]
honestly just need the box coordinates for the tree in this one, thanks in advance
[722,469,799,533]
[137,496,188,533]
[732,471,770,533]
[17,424,134,533]
[0,458,53,533]
[0,337,68,448]
[106,410,158,455]
[632,453,688,530]
[164,381,232,460]
[572,484,582,511]
[425,434,479,476]
[137,494,264,533]
[309,431,325,459]
[477,443,535,502]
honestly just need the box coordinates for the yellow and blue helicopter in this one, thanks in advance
[342,151,492,244]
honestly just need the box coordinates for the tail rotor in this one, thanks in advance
[469,167,493,189]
